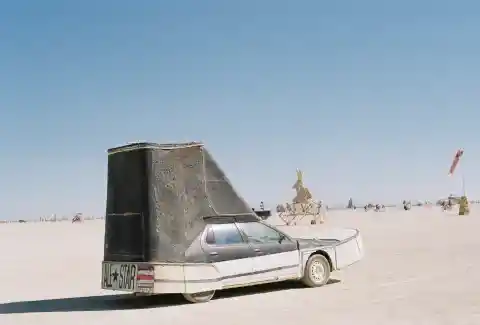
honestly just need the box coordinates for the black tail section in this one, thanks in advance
[103,148,150,262]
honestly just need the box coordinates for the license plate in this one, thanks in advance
[102,263,138,291]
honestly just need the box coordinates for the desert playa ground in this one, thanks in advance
[1,207,479,325]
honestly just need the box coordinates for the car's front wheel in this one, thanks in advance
[182,290,215,303]
[301,254,331,287]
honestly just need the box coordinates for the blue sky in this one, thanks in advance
[1,0,479,219]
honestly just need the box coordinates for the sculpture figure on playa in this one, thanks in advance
[292,169,313,203]
[277,169,324,225]
[347,197,354,209]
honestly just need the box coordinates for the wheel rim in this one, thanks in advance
[310,260,326,283]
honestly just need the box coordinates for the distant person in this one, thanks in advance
[317,200,326,224]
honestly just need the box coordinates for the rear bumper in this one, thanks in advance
[101,262,222,294]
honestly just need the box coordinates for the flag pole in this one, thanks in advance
[460,149,466,197]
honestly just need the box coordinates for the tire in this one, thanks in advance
[301,254,331,287]
[182,290,215,303]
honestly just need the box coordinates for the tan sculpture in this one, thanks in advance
[292,169,313,203]
[277,169,324,225]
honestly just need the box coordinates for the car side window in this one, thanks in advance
[205,223,245,246]
[236,222,286,244]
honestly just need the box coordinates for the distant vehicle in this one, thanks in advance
[436,195,461,207]
[363,203,386,212]
[101,142,364,303]
[18,220,27,223]
[364,203,374,211]
[440,200,453,211]
[72,215,82,223]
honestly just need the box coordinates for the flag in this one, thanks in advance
[448,149,464,176]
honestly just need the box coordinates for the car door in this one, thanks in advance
[235,221,300,283]
[201,220,255,287]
